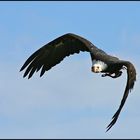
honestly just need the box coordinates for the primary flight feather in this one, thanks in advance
[20,33,136,131]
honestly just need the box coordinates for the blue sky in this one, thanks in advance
[0,1,140,138]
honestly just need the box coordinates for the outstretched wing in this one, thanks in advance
[106,61,136,131]
[20,33,99,78]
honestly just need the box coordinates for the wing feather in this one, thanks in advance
[106,61,136,131]
[20,33,94,78]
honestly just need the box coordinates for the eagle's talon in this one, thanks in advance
[101,73,108,77]
[111,71,122,78]
[102,71,122,79]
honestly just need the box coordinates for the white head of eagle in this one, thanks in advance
[92,60,107,73]
[20,33,136,132]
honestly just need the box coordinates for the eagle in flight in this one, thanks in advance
[20,33,136,131]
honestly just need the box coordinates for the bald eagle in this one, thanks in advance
[20,33,136,131]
